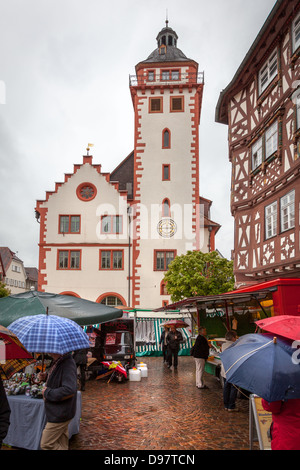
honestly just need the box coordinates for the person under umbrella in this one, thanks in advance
[8,314,90,450]
[39,352,78,450]
[166,324,183,370]
[159,326,169,363]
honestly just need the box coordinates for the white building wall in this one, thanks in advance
[134,83,200,308]
[39,162,130,303]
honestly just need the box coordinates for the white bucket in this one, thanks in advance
[137,362,147,368]
[129,368,141,381]
[138,366,148,378]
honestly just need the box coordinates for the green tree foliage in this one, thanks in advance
[163,250,234,302]
[0,281,10,298]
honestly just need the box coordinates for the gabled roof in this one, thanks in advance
[0,247,23,272]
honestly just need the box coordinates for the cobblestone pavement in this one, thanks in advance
[69,356,256,451]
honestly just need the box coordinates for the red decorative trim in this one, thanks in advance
[59,291,81,298]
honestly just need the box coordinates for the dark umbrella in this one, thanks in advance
[0,290,123,327]
[220,333,300,402]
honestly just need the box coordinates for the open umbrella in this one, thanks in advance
[256,315,300,341]
[220,333,300,402]
[160,319,189,328]
[0,290,123,327]
[8,314,90,355]
[0,325,35,380]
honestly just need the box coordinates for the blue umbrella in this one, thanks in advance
[220,333,300,402]
[8,314,90,355]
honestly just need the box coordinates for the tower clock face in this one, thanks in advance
[157,218,177,238]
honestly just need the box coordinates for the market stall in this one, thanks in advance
[3,392,81,450]
[135,316,192,357]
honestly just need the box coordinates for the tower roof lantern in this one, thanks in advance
[141,20,191,64]
[156,20,178,47]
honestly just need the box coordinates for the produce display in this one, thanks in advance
[3,372,45,398]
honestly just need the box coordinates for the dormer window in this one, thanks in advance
[159,45,166,55]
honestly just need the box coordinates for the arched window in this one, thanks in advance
[162,128,170,148]
[100,296,123,306]
[162,198,170,217]
[160,280,168,295]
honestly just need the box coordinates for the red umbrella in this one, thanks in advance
[256,315,300,341]
[0,325,35,380]
[160,319,189,328]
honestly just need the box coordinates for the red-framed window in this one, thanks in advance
[154,250,176,271]
[160,69,180,81]
[160,280,168,295]
[162,198,171,217]
[162,164,170,181]
[99,250,124,270]
[147,70,155,82]
[101,215,123,234]
[59,215,81,234]
[76,182,97,201]
[57,250,81,270]
[170,95,184,112]
[162,128,171,149]
[149,97,163,113]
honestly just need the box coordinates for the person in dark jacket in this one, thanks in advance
[39,352,77,450]
[166,325,183,369]
[159,327,169,363]
[191,327,209,389]
[0,376,10,449]
[73,348,88,391]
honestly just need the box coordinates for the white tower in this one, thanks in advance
[129,22,204,308]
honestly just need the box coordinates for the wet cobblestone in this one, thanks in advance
[69,356,256,451]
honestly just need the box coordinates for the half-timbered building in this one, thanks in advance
[216,0,300,286]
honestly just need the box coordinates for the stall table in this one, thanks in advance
[205,357,222,378]
[3,392,81,450]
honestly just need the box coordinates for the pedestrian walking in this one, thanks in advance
[261,397,300,450]
[220,330,238,411]
[191,327,209,389]
[0,376,10,449]
[73,348,88,391]
[39,352,78,450]
[160,326,169,363]
[166,325,183,369]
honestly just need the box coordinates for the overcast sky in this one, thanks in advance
[0,0,277,267]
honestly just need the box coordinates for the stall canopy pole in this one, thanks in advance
[224,300,230,330]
